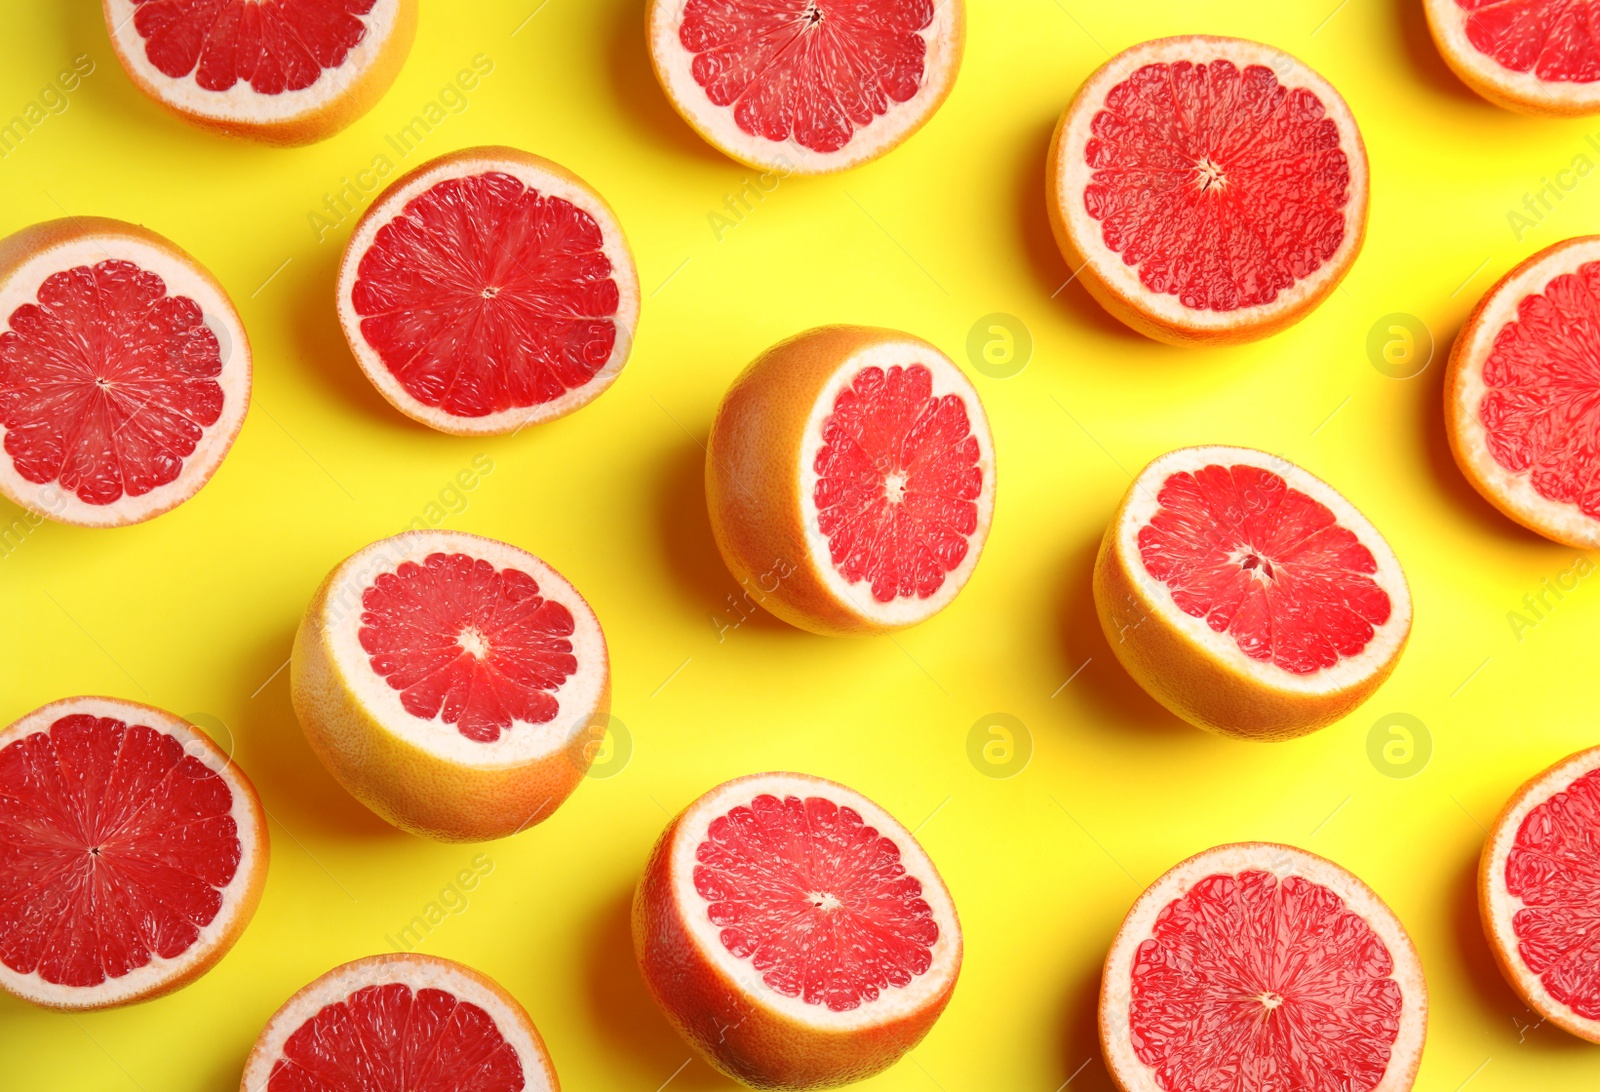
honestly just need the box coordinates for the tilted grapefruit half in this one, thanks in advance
[240,953,560,1091]
[1480,745,1600,1043]
[706,325,995,637]
[1446,236,1600,548]
[1101,843,1427,1092]
[1425,0,1600,116]
[647,0,965,174]
[338,147,640,436]
[0,697,268,1011]
[291,529,611,842]
[1047,36,1369,345]
[1093,446,1411,740]
[633,772,961,1090]
[104,0,418,145]
[0,218,251,528]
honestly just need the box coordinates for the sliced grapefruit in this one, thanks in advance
[1445,236,1600,548]
[1101,842,1427,1092]
[706,325,995,636]
[0,696,268,1011]
[1480,745,1600,1043]
[103,0,418,145]
[1093,446,1411,740]
[337,147,640,436]
[633,772,961,1090]
[646,0,965,174]
[291,529,611,842]
[0,218,251,528]
[1047,36,1369,345]
[1425,0,1600,116]
[240,953,559,1090]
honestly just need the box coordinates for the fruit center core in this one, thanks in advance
[458,627,490,658]
[1194,156,1227,193]
[1235,549,1276,581]
[1257,990,1284,1012]
[809,891,842,912]
[884,470,908,504]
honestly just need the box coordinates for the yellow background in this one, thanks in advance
[1,1,1598,1089]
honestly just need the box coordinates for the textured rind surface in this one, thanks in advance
[1423,0,1600,117]
[1045,35,1369,346]
[335,145,640,436]
[1479,745,1600,1044]
[1091,447,1410,741]
[101,0,419,145]
[705,325,992,636]
[0,697,269,1012]
[0,217,252,528]
[1445,235,1600,548]
[289,531,611,842]
[632,772,959,1090]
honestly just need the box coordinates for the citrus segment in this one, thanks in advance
[1048,37,1368,344]
[1101,843,1427,1092]
[648,0,965,174]
[338,148,639,435]
[0,218,251,528]
[634,772,961,1089]
[0,697,267,1011]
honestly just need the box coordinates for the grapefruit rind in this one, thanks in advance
[291,529,611,842]
[1047,36,1369,345]
[645,0,966,175]
[1422,0,1600,117]
[1094,445,1412,740]
[239,953,559,1091]
[336,146,640,436]
[634,771,961,1089]
[1479,746,1600,1044]
[1445,236,1600,549]
[707,326,995,637]
[0,218,251,529]
[0,696,268,1012]
[1100,842,1427,1092]
[103,0,419,145]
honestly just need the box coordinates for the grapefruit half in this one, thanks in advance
[706,325,995,636]
[633,772,961,1090]
[0,696,268,1011]
[291,529,611,842]
[104,0,418,145]
[0,218,251,528]
[240,953,560,1091]
[1480,745,1600,1043]
[1425,0,1600,116]
[1445,235,1600,548]
[1093,446,1411,740]
[1047,36,1369,345]
[1101,842,1427,1092]
[337,147,640,436]
[646,0,965,174]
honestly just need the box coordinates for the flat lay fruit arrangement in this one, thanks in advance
[2,1,1600,1090]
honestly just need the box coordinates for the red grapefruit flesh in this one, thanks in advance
[647,0,965,174]
[1047,36,1369,344]
[634,772,961,1089]
[706,325,995,636]
[337,147,640,436]
[291,530,611,842]
[0,697,268,1011]
[1425,0,1600,115]
[104,0,418,145]
[1094,446,1412,740]
[1446,236,1600,548]
[240,954,559,1091]
[1102,843,1427,1092]
[0,218,251,528]
[1480,746,1600,1042]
